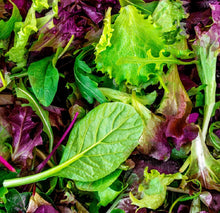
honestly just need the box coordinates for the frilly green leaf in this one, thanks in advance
[130,167,184,210]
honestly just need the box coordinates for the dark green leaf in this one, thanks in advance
[119,0,158,15]
[0,187,8,204]
[28,55,59,107]
[5,189,31,213]
[74,57,107,104]
[209,121,220,151]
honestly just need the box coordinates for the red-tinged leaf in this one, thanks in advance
[26,192,52,213]
[43,105,66,130]
[134,65,198,161]
[33,205,59,213]
[8,106,43,167]
[157,65,199,150]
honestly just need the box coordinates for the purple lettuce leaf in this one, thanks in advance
[8,106,43,167]
[34,205,59,213]
[30,0,120,52]
[177,204,190,213]
[43,105,66,131]
[200,191,220,212]
[4,0,32,18]
[157,65,199,150]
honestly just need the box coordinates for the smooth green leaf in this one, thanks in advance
[5,189,31,213]
[28,55,59,107]
[130,167,183,209]
[4,102,143,188]
[15,80,53,152]
[0,1,22,40]
[75,169,122,191]
[59,102,143,181]
[97,179,123,207]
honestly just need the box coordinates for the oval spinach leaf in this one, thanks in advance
[28,55,59,107]
[59,102,143,181]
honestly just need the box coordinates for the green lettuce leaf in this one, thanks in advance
[6,6,38,69]
[152,0,186,40]
[130,167,183,210]
[0,1,22,40]
[95,5,165,87]
[32,0,49,13]
[75,169,122,192]
[95,3,192,88]
[184,130,220,191]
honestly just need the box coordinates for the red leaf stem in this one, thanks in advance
[36,112,79,173]
[0,155,16,172]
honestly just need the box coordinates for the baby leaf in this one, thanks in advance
[28,55,59,107]
[59,102,143,181]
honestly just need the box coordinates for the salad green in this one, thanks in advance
[0,0,220,212]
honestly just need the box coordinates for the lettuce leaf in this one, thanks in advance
[130,167,183,210]
[133,65,198,160]
[184,130,220,191]
[95,5,165,87]
[8,106,43,167]
[32,0,49,13]
[192,4,220,138]
[95,1,192,88]
[6,5,38,69]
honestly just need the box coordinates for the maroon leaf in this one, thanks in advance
[8,106,43,166]
[34,205,59,213]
